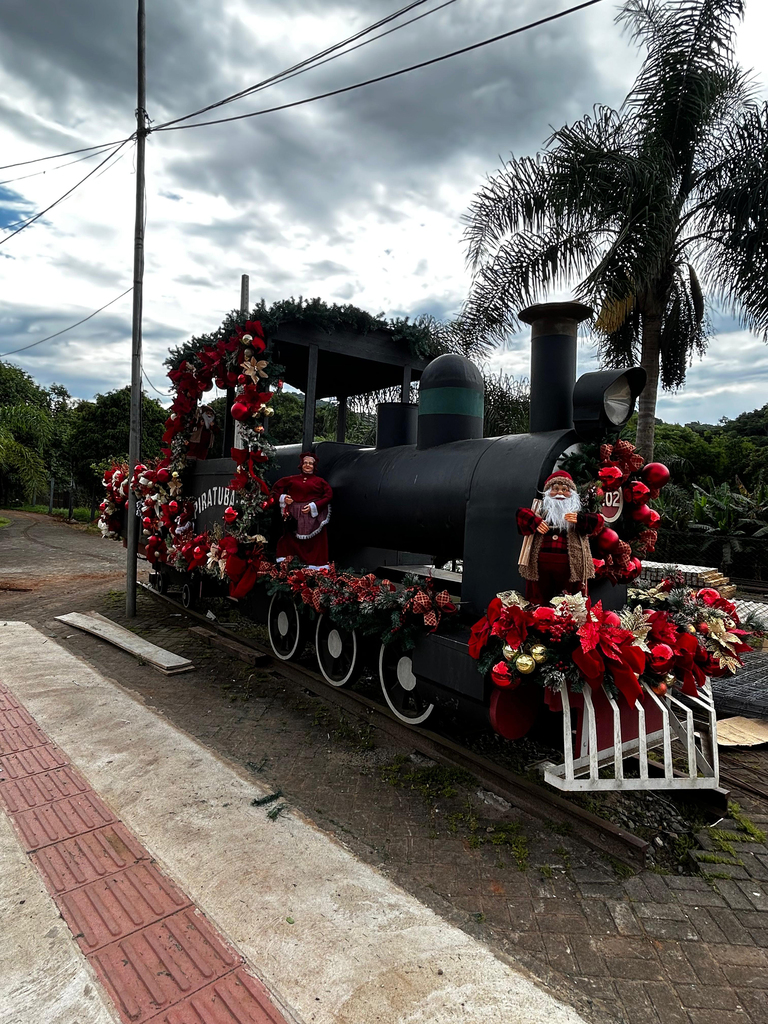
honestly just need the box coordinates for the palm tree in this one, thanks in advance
[0,405,52,503]
[462,0,768,459]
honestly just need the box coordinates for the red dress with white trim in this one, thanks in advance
[273,472,333,567]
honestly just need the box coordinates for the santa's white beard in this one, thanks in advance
[542,491,581,530]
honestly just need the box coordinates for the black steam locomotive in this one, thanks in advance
[168,302,645,737]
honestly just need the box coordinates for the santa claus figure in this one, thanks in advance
[187,405,219,461]
[273,453,333,569]
[517,470,604,604]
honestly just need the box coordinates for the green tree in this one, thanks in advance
[66,387,167,481]
[463,0,768,460]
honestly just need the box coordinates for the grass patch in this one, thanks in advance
[729,802,767,844]
[380,755,473,801]
[695,852,744,866]
[15,503,94,523]
[607,856,635,879]
[0,517,10,528]
[312,705,375,752]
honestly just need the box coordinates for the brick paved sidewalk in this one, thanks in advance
[28,587,768,1024]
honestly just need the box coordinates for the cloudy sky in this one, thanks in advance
[0,0,766,426]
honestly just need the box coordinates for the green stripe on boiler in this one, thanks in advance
[419,387,484,418]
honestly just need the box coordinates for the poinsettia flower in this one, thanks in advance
[647,610,680,645]
[504,606,529,650]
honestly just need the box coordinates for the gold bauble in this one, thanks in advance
[686,623,696,633]
[264,406,275,417]
[515,654,536,675]
[664,673,676,687]
[530,644,548,665]
[502,643,517,662]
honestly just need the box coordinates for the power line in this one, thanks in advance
[153,0,445,132]
[0,287,133,358]
[0,147,118,187]
[154,0,607,134]
[0,138,133,173]
[0,140,131,245]
[224,0,461,110]
[142,368,170,397]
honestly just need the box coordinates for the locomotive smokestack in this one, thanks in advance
[417,353,484,449]
[519,301,593,433]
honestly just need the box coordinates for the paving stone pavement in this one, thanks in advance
[6,547,768,1024]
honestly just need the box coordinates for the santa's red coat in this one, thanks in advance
[273,472,333,566]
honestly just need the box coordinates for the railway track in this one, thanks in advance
[139,582,658,867]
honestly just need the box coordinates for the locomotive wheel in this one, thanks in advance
[315,615,360,687]
[180,581,196,609]
[152,569,169,595]
[267,592,305,661]
[378,644,435,725]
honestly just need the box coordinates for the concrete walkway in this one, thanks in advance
[0,620,589,1024]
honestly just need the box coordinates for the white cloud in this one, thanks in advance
[0,0,765,429]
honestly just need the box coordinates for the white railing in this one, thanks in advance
[542,679,719,792]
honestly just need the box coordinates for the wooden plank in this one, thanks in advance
[717,716,768,748]
[55,613,193,674]
[188,626,270,668]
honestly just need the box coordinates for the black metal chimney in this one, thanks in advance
[519,301,593,433]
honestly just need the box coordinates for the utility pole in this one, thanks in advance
[126,0,147,618]
[231,275,250,451]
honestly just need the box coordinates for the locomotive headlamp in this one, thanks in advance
[572,367,646,439]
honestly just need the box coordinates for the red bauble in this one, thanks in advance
[647,508,661,527]
[168,501,179,515]
[490,661,513,687]
[237,374,247,385]
[641,463,670,489]
[595,527,621,552]
[223,506,239,524]
[156,468,170,484]
[142,516,153,528]
[603,610,622,627]
[630,503,653,524]
[230,401,250,421]
[627,557,643,580]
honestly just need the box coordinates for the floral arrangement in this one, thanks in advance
[262,560,457,647]
[469,575,760,707]
[98,318,281,576]
[587,439,671,584]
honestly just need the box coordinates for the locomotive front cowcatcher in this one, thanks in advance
[105,301,759,795]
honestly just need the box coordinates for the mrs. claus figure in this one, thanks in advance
[273,452,333,569]
[517,470,604,604]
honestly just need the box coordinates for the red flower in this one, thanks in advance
[598,465,623,488]
[696,588,721,606]
[647,610,680,646]
[501,604,529,650]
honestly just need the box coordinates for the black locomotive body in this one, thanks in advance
[171,302,646,735]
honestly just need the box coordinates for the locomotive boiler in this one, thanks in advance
[187,303,644,728]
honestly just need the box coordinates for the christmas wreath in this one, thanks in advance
[583,439,671,584]
[98,318,281,576]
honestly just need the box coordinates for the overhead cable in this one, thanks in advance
[0,137,133,173]
[154,0,606,134]
[0,140,131,245]
[153,0,445,131]
[142,368,170,397]
[0,147,120,187]
[0,287,133,358]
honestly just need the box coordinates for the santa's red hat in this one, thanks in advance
[543,470,575,490]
